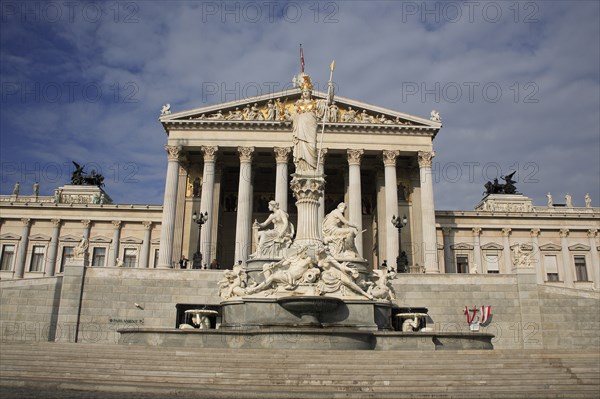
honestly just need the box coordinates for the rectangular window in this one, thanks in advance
[456,256,469,274]
[485,253,500,274]
[544,255,559,282]
[29,246,45,272]
[574,256,588,282]
[60,246,74,273]
[153,249,159,268]
[123,248,137,268]
[92,247,106,267]
[1,245,16,271]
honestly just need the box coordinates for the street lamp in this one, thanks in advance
[391,214,408,273]
[192,211,208,269]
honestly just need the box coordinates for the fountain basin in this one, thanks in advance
[277,296,344,327]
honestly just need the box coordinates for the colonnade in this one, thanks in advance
[158,145,438,269]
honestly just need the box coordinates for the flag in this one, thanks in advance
[300,45,305,73]
[464,306,477,324]
[480,306,491,324]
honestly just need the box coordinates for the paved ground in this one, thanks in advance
[0,386,211,399]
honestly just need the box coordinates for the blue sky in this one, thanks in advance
[1,0,598,210]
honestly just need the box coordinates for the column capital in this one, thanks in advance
[21,218,31,226]
[201,146,219,162]
[530,228,541,237]
[112,220,122,228]
[274,147,291,163]
[382,150,400,166]
[472,227,482,236]
[559,228,569,238]
[165,145,183,161]
[81,219,91,228]
[142,221,153,230]
[238,146,255,163]
[417,151,435,168]
[347,149,364,166]
[502,227,512,236]
[442,227,453,236]
[588,229,598,238]
[51,219,61,227]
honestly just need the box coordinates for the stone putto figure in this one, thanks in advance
[315,248,373,299]
[251,201,294,258]
[322,203,360,258]
[247,246,319,294]
[12,181,20,196]
[547,192,553,207]
[366,268,396,301]
[218,265,248,299]
[291,74,331,173]
[33,182,39,197]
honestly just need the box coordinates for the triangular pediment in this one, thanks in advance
[159,88,441,133]
[90,235,112,243]
[568,244,591,251]
[451,242,474,250]
[29,234,51,241]
[151,237,160,245]
[539,243,562,251]
[120,236,142,244]
[481,242,503,250]
[59,234,81,242]
[0,233,21,241]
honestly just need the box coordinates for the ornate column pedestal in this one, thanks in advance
[290,173,325,257]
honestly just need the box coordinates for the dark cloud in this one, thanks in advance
[1,1,598,209]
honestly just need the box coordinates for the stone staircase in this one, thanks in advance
[1,342,598,398]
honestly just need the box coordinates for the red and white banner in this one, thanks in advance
[465,306,492,325]
[464,306,477,324]
[480,306,491,324]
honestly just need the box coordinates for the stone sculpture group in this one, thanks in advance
[219,70,396,303]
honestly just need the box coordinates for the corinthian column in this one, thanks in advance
[588,229,599,290]
[347,149,364,257]
[200,146,218,264]
[418,151,439,273]
[46,219,61,277]
[107,220,122,267]
[383,150,400,266]
[235,147,254,264]
[140,221,153,268]
[531,228,543,284]
[274,147,291,212]
[472,228,482,273]
[560,228,574,288]
[501,228,512,274]
[14,218,31,278]
[158,145,182,268]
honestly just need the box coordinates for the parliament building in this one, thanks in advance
[1,86,598,350]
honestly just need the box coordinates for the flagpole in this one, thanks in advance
[316,60,335,171]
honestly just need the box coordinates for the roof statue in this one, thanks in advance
[484,171,518,196]
[71,161,105,187]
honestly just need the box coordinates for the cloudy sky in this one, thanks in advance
[1,0,598,210]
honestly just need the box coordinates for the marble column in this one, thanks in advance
[140,221,152,269]
[14,218,31,278]
[383,150,400,266]
[472,228,482,273]
[347,149,364,257]
[317,148,328,228]
[418,151,439,273]
[235,147,254,264]
[81,220,91,266]
[274,147,291,212]
[107,220,122,267]
[501,228,512,274]
[531,229,544,285]
[588,229,599,290]
[46,219,62,277]
[560,228,574,288]
[200,146,218,264]
[158,145,182,268]
[442,227,453,273]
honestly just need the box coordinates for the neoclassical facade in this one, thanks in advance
[0,88,598,291]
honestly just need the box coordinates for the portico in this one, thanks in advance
[157,89,442,269]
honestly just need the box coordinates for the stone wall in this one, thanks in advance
[1,269,598,349]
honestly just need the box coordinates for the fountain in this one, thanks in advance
[119,66,493,351]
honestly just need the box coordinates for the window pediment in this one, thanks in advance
[451,243,474,250]
[481,242,503,250]
[539,243,562,251]
[568,244,590,251]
